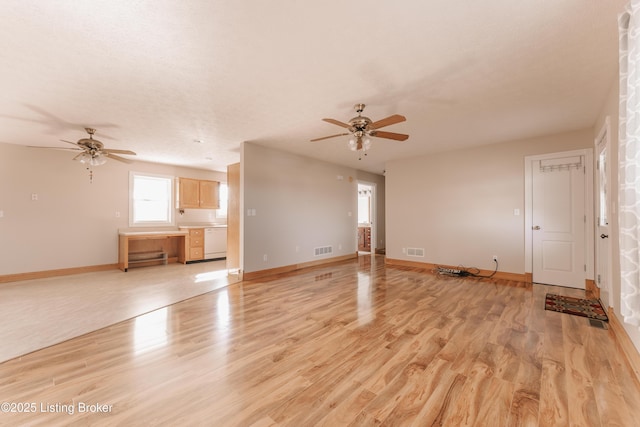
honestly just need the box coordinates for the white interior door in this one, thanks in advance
[596,120,612,306]
[532,155,586,288]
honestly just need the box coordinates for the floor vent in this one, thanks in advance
[407,248,425,257]
[588,319,608,329]
[314,246,333,256]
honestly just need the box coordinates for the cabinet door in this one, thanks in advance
[190,247,203,260]
[189,229,204,249]
[199,180,220,209]
[179,178,200,209]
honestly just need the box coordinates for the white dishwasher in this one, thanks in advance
[204,226,227,259]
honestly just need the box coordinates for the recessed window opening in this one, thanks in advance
[216,182,228,219]
[129,172,175,226]
[358,184,372,225]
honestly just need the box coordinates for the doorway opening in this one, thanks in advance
[357,182,376,255]
[524,148,593,289]
[595,117,612,307]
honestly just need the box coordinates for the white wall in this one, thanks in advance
[241,143,361,273]
[0,142,225,276]
[386,129,593,274]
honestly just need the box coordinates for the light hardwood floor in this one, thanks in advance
[0,259,235,363]
[1,255,639,426]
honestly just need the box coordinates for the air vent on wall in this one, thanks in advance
[407,248,425,257]
[314,246,333,256]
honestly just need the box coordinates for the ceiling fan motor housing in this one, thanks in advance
[77,138,104,153]
[350,103,371,131]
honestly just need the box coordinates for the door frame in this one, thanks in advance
[595,117,613,306]
[357,180,377,254]
[524,148,594,284]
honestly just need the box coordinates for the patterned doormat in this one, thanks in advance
[544,293,608,322]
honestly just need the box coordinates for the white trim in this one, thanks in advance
[357,180,377,253]
[595,117,613,307]
[524,148,594,280]
[128,171,176,227]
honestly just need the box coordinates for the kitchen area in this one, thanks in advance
[118,177,229,272]
[178,224,227,262]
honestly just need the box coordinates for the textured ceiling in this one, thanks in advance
[0,0,627,174]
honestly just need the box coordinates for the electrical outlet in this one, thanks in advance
[493,255,498,262]
[263,254,268,262]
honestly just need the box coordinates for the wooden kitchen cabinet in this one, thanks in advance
[178,178,220,209]
[179,178,200,209]
[187,228,204,261]
[118,231,188,272]
[358,227,371,252]
[198,180,219,208]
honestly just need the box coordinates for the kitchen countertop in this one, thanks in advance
[178,224,227,228]
[118,230,189,236]
[118,224,227,236]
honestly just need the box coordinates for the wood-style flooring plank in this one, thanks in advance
[1,256,640,426]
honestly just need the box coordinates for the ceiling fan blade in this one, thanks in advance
[370,114,406,129]
[102,148,136,155]
[322,118,351,129]
[372,130,409,141]
[27,145,81,151]
[104,152,133,163]
[61,139,82,148]
[310,133,350,142]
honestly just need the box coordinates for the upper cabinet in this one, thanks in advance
[198,180,219,208]
[178,177,220,209]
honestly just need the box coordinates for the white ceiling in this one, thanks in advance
[0,0,626,174]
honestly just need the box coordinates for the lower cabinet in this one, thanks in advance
[358,227,371,252]
[188,228,204,261]
[180,226,227,262]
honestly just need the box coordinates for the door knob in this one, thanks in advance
[600,234,609,239]
[532,225,541,230]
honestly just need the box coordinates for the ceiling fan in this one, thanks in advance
[311,104,408,159]
[30,127,136,166]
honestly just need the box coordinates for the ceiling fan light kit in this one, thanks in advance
[29,127,137,182]
[76,151,107,166]
[311,104,408,160]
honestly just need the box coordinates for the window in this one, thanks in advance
[598,149,608,227]
[358,184,372,225]
[129,172,175,226]
[358,195,371,224]
[216,182,228,219]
